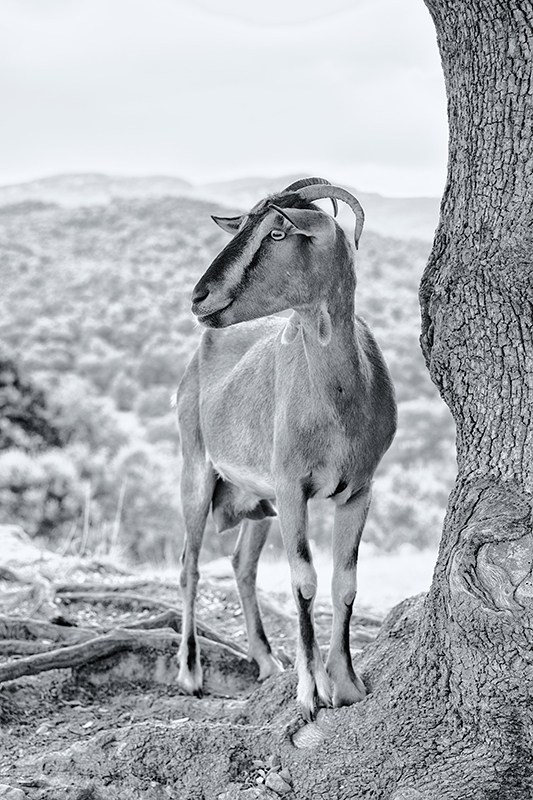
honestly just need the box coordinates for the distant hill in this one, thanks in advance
[0,173,193,208]
[0,173,441,242]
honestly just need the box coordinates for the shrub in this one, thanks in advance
[0,448,83,539]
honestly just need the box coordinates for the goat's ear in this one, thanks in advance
[211,215,243,234]
[270,206,325,237]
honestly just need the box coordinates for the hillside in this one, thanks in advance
[0,174,194,208]
[0,189,455,562]
[0,173,441,242]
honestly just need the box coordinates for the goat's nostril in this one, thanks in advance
[192,287,210,304]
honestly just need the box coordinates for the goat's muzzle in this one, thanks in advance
[191,285,210,305]
[191,284,234,327]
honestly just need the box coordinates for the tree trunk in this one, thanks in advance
[413,0,533,794]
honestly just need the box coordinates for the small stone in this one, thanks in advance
[391,790,426,800]
[278,769,292,786]
[0,785,26,800]
[291,721,325,749]
[35,723,50,736]
[265,772,291,795]
[240,789,269,799]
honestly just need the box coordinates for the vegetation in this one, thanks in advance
[0,345,63,452]
[0,194,455,562]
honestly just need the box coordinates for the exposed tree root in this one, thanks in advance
[54,580,180,594]
[57,589,177,611]
[55,590,247,651]
[0,625,255,689]
[0,639,61,656]
[0,614,94,643]
[0,628,151,682]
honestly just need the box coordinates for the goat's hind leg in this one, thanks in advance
[326,485,372,707]
[232,518,284,680]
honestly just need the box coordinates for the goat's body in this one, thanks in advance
[187,314,393,509]
[177,179,397,717]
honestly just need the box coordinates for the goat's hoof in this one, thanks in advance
[332,675,367,707]
[178,677,204,698]
[177,665,203,697]
[298,683,331,722]
[299,699,317,723]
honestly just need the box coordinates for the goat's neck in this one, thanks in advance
[292,285,362,396]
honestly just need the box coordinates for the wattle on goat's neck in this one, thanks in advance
[288,269,361,400]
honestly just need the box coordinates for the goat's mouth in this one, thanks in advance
[195,299,234,327]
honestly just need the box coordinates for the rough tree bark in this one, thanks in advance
[374,0,533,795]
[416,0,533,787]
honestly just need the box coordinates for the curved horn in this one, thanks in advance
[282,177,338,218]
[294,184,365,249]
[282,176,332,193]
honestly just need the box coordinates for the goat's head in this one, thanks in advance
[191,178,365,328]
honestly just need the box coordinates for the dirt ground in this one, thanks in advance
[0,533,384,800]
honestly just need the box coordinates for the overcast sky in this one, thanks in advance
[0,0,448,197]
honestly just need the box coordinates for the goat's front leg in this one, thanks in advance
[177,461,216,696]
[326,485,372,707]
[232,518,284,680]
[276,483,331,719]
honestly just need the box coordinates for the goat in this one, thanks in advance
[176,177,396,718]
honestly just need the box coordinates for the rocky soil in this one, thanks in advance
[0,528,387,800]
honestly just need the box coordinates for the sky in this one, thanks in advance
[0,0,448,197]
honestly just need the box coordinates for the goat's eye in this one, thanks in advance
[270,229,286,241]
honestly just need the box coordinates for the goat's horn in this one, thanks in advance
[282,176,332,193]
[282,177,338,218]
[294,184,365,249]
